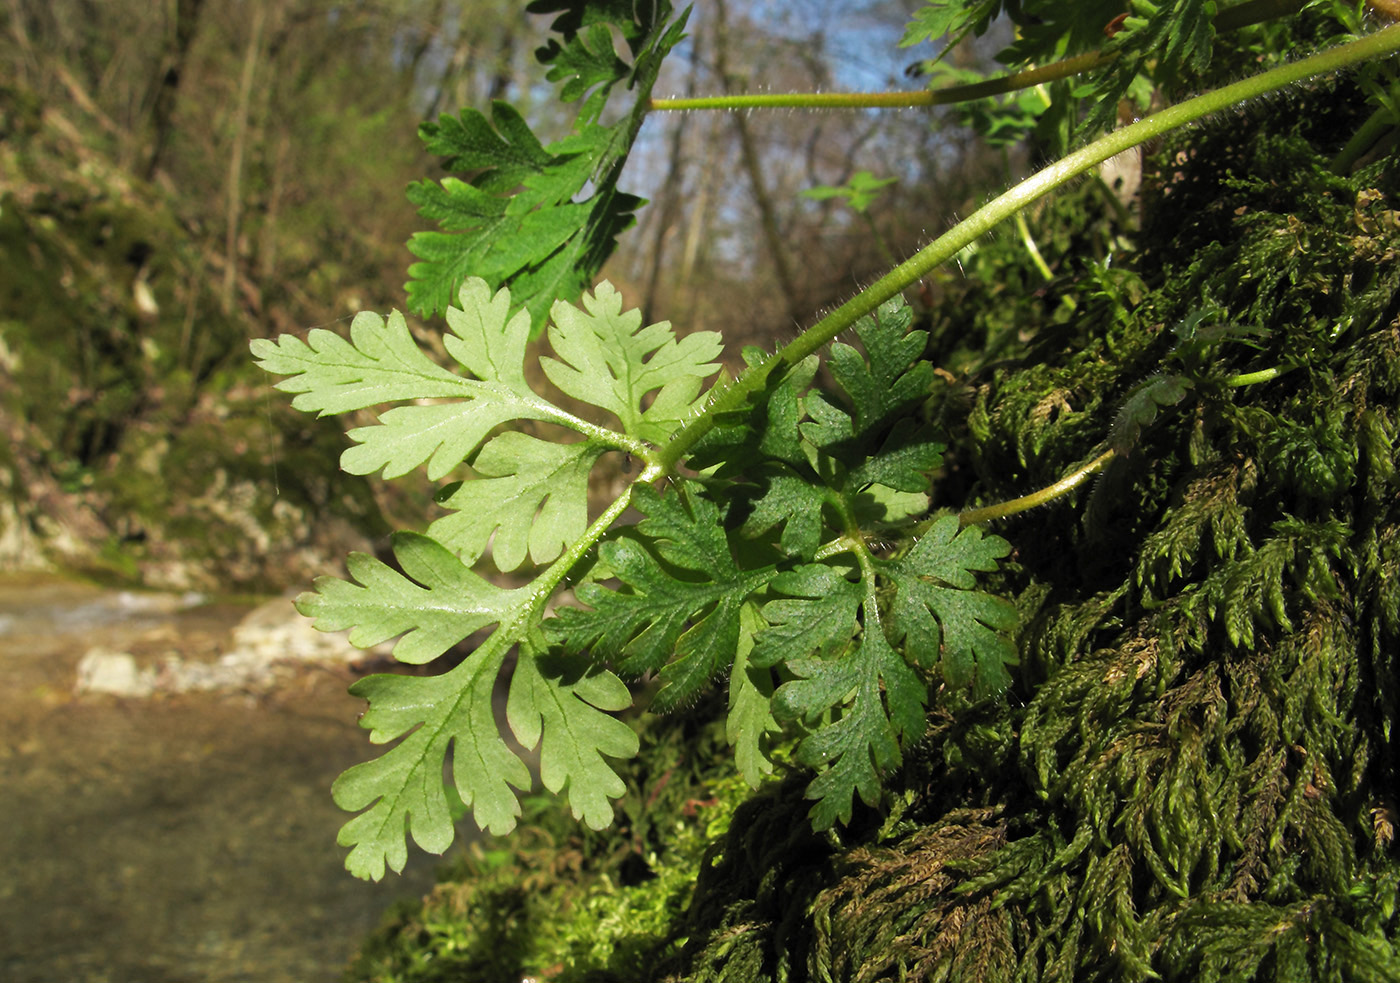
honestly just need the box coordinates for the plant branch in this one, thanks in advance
[649,51,1106,112]
[648,0,1307,113]
[655,24,1400,470]
[531,463,664,613]
[958,450,1116,526]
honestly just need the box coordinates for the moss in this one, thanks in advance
[348,706,762,983]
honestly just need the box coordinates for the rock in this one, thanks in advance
[71,595,393,697]
[225,596,371,665]
[74,648,155,697]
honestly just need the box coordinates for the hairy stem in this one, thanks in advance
[657,24,1400,470]
[958,450,1116,526]
[650,51,1106,112]
[529,464,663,613]
[648,0,1306,113]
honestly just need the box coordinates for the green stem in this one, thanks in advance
[1015,210,1055,282]
[657,24,1400,471]
[528,463,662,613]
[542,406,653,460]
[1225,365,1291,387]
[648,0,1307,114]
[649,51,1107,112]
[1329,82,1400,174]
[958,450,1116,526]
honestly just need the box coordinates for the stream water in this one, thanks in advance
[0,574,438,983]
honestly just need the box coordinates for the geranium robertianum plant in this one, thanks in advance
[255,0,1400,890]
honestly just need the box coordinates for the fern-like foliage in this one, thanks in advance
[254,279,1016,877]
[405,0,688,329]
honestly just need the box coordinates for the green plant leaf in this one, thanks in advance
[249,308,478,416]
[800,171,897,213]
[407,1,686,327]
[1109,373,1193,456]
[847,419,946,492]
[727,603,781,787]
[829,299,934,438]
[405,116,634,329]
[538,22,631,119]
[541,282,723,443]
[551,483,778,710]
[690,354,820,475]
[332,634,527,881]
[734,467,830,561]
[900,1,1000,48]
[776,608,928,828]
[295,532,526,665]
[506,636,640,829]
[883,515,1018,698]
[254,279,564,481]
[799,298,934,463]
[430,432,604,571]
[306,532,637,879]
[752,564,864,669]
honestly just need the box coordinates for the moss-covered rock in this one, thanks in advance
[0,82,391,590]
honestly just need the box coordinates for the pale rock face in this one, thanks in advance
[73,596,391,697]
[74,648,155,697]
[225,597,368,666]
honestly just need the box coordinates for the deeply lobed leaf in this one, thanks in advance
[297,532,525,665]
[407,1,686,327]
[541,282,723,442]
[551,483,778,710]
[304,533,637,879]
[430,433,602,571]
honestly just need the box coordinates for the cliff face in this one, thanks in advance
[0,83,389,591]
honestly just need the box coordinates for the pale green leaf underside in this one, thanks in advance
[296,532,526,664]
[333,632,636,880]
[344,398,556,480]
[506,636,639,829]
[430,431,604,571]
[333,638,528,881]
[250,310,473,415]
[541,280,723,442]
[309,537,636,879]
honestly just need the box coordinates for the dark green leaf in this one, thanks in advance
[1109,374,1193,456]
[883,516,1018,698]
[550,484,778,709]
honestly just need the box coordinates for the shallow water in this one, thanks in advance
[0,575,438,983]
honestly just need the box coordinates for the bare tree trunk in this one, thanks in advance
[714,0,802,327]
[143,0,206,180]
[222,0,265,315]
[640,20,704,324]
[4,0,37,86]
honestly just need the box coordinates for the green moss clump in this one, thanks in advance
[347,705,762,983]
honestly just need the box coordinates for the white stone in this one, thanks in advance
[75,647,155,697]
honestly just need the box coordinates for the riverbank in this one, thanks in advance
[0,574,438,983]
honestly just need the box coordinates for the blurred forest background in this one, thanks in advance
[0,0,1014,594]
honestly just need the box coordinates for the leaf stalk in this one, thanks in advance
[958,450,1117,526]
[656,24,1400,470]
